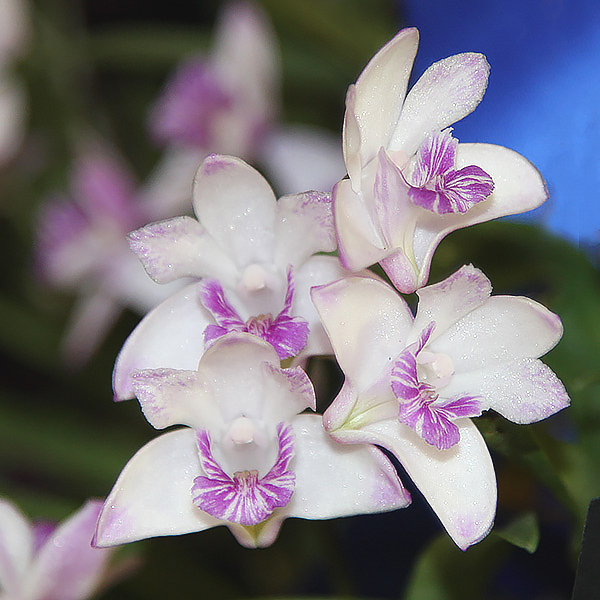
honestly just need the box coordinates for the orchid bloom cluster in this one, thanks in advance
[35,1,342,366]
[93,26,569,553]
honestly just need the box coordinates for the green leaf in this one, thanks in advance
[494,512,540,553]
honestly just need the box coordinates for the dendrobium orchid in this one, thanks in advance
[311,265,570,549]
[114,153,350,400]
[143,0,343,216]
[36,143,184,365]
[335,27,548,293]
[94,334,409,548]
[0,498,118,600]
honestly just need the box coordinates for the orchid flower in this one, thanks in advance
[114,153,350,400]
[335,27,548,293]
[36,142,184,365]
[311,265,570,549]
[0,498,117,600]
[143,1,343,217]
[0,0,30,164]
[94,333,409,549]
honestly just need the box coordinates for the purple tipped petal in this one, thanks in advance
[128,216,238,285]
[192,423,295,526]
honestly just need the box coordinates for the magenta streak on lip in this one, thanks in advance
[191,422,295,526]
[199,266,309,359]
[408,129,494,215]
[391,321,482,450]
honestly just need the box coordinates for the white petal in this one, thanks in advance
[28,501,111,600]
[0,75,25,164]
[342,86,363,192]
[212,0,279,154]
[333,178,387,272]
[285,414,410,519]
[448,358,569,424]
[132,368,219,431]
[0,499,33,596]
[197,333,285,422]
[94,429,217,547]
[359,418,496,549]
[192,155,276,267]
[390,53,490,156]
[113,284,212,401]
[351,28,419,166]
[294,255,352,357]
[412,265,492,342]
[410,143,548,291]
[60,292,121,368]
[311,276,413,392]
[128,216,238,285]
[432,295,563,371]
[260,124,345,195]
[274,190,336,269]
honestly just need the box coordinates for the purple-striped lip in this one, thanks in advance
[198,266,309,360]
[408,129,494,215]
[391,321,483,450]
[191,422,296,526]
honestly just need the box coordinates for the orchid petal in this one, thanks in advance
[131,368,219,431]
[192,155,276,266]
[333,178,387,272]
[0,76,26,164]
[410,143,547,292]
[373,148,413,248]
[196,333,286,422]
[430,295,564,371]
[412,264,492,342]
[274,191,336,268]
[390,53,490,156]
[342,85,363,190]
[294,254,352,357]
[94,429,217,548]
[0,499,33,596]
[342,418,496,550]
[28,501,111,600]
[60,292,122,368]
[285,414,411,519]
[350,27,419,167]
[312,276,413,392]
[128,216,238,285]
[448,358,569,424]
[113,284,212,401]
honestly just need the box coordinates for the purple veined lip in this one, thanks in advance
[191,422,296,526]
[408,128,494,215]
[391,321,483,450]
[198,266,309,359]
